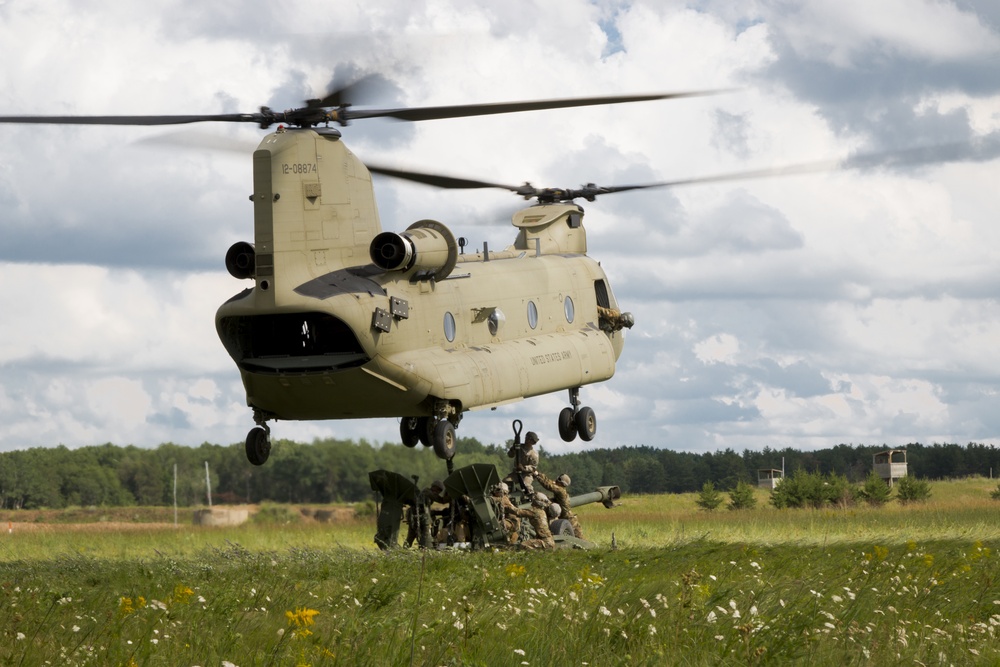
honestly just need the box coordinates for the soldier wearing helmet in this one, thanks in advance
[507,430,540,494]
[535,471,585,540]
[490,482,520,544]
[514,491,555,550]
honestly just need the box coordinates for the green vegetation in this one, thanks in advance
[695,481,724,511]
[895,475,933,504]
[727,480,757,511]
[3,439,1000,509]
[2,478,1000,665]
[858,471,893,507]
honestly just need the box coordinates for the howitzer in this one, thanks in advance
[370,462,620,550]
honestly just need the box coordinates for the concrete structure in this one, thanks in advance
[757,468,784,489]
[873,449,908,487]
[192,508,250,526]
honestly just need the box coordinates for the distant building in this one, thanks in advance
[757,468,784,489]
[873,449,908,487]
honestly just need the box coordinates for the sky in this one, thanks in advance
[1,0,998,456]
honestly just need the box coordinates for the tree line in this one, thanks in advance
[0,439,998,510]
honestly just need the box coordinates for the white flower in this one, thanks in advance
[831,595,843,603]
[599,606,611,616]
[707,611,717,623]
[72,625,80,633]
[514,649,525,656]
[16,633,25,641]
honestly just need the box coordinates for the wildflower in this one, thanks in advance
[831,595,843,603]
[707,611,717,623]
[16,632,25,640]
[514,649,526,656]
[285,607,319,639]
[172,585,194,604]
[506,564,527,578]
[72,625,80,633]
[649,625,657,635]
[599,606,611,616]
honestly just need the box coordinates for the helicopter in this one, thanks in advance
[1,81,925,467]
[2,84,716,466]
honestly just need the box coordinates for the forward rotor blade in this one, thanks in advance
[367,164,523,192]
[344,90,730,123]
[0,113,259,126]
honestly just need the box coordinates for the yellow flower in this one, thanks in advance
[505,564,526,578]
[286,607,320,627]
[172,585,194,604]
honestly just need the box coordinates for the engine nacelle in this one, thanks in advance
[370,219,457,281]
[225,241,256,280]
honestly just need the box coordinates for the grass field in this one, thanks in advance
[2,478,1000,665]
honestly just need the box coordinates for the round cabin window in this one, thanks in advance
[444,312,456,342]
[527,301,538,329]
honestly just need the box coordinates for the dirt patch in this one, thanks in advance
[5,521,180,533]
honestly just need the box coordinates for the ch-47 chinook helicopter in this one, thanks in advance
[1,82,718,466]
[4,80,854,467]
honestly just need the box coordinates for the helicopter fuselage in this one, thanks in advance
[213,126,629,461]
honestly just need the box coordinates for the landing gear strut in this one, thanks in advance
[558,387,597,443]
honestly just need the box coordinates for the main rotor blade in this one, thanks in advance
[367,164,522,192]
[344,90,729,123]
[0,113,260,126]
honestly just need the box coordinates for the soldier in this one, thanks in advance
[489,482,520,545]
[404,480,451,548]
[535,471,585,539]
[507,431,540,493]
[514,491,555,550]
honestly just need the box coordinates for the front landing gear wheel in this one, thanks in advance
[558,407,578,442]
[575,406,597,441]
[432,420,456,460]
[245,426,271,466]
[400,418,420,448]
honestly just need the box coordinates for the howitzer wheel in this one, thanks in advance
[245,426,270,466]
[432,420,457,460]
[550,518,574,537]
[558,407,577,442]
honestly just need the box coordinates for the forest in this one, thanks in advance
[1,438,999,509]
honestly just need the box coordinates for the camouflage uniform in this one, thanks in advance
[535,471,585,540]
[597,305,634,333]
[507,431,540,493]
[490,483,520,544]
[514,493,555,550]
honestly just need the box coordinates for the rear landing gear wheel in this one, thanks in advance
[432,420,456,461]
[400,417,420,448]
[245,427,271,466]
[416,416,432,447]
[558,407,578,442]
[575,406,597,442]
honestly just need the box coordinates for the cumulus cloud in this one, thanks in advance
[0,0,997,455]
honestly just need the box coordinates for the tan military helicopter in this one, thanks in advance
[3,81,880,467]
[1,82,712,466]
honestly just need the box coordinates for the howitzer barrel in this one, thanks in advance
[569,486,621,509]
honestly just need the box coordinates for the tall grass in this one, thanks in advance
[2,477,1000,665]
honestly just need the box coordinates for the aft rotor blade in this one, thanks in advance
[344,90,730,123]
